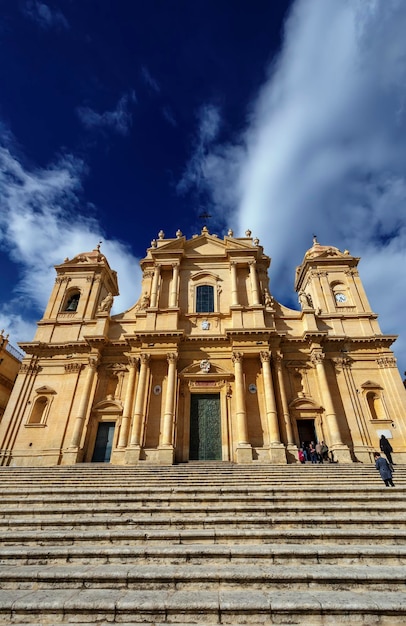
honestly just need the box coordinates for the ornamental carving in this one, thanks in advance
[64,363,83,374]
[377,356,397,368]
[199,359,211,373]
[310,352,325,366]
[127,355,139,368]
[88,355,100,369]
[55,276,71,284]
[232,352,243,364]
[167,353,178,364]
[259,351,270,364]
[140,353,151,365]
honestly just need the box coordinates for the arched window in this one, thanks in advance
[28,396,47,425]
[65,292,80,312]
[196,285,214,313]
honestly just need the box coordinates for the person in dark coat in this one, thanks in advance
[379,435,394,465]
[374,452,395,487]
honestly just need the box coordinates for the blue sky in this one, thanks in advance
[1,0,406,377]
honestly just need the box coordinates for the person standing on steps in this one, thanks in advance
[379,434,394,466]
[374,452,395,487]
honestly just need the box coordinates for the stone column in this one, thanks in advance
[161,353,178,446]
[117,356,138,449]
[260,351,280,443]
[249,260,261,305]
[150,264,161,308]
[70,354,99,449]
[230,262,239,306]
[158,353,178,463]
[311,350,351,462]
[274,354,295,449]
[232,352,252,462]
[169,263,180,308]
[129,353,150,447]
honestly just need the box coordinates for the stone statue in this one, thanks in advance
[99,292,113,312]
[298,290,309,309]
[263,288,274,308]
[138,291,150,310]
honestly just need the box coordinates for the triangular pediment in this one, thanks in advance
[361,380,383,390]
[184,234,228,257]
[35,386,56,395]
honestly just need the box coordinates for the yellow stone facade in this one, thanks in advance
[1,229,406,466]
[0,330,22,421]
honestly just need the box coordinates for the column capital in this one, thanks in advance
[167,352,178,364]
[88,354,100,369]
[127,355,139,368]
[260,350,271,364]
[377,356,397,368]
[310,351,324,366]
[232,351,243,364]
[140,352,151,365]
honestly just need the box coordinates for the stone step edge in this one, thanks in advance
[2,528,406,542]
[1,514,405,528]
[2,542,406,560]
[0,563,405,584]
[0,588,405,614]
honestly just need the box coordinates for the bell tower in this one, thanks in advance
[35,244,119,344]
[294,237,382,334]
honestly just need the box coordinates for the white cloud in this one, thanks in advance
[0,139,141,348]
[183,0,406,372]
[76,91,137,136]
[141,66,160,94]
[23,1,69,31]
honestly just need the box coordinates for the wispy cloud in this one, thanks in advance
[76,91,137,136]
[141,66,160,94]
[0,133,141,346]
[22,1,69,31]
[162,106,177,128]
[181,0,406,370]
[177,104,222,208]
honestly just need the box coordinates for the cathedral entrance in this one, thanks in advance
[189,393,222,460]
[91,422,115,462]
[297,419,317,446]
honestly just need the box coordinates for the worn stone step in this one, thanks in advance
[1,563,406,592]
[0,588,405,625]
[0,513,404,532]
[2,542,406,565]
[1,501,404,520]
[1,527,406,546]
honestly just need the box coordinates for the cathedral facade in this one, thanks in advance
[1,228,405,466]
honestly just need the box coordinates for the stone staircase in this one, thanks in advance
[0,462,405,625]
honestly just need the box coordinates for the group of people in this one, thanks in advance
[298,440,330,464]
[298,434,396,488]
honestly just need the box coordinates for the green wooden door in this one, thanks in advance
[92,422,115,462]
[189,394,222,460]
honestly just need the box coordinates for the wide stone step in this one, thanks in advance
[0,512,404,531]
[1,563,405,592]
[1,527,406,546]
[0,588,405,625]
[1,501,404,519]
[2,542,406,566]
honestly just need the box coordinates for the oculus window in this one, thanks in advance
[196,285,214,313]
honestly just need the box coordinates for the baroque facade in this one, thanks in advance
[1,228,405,466]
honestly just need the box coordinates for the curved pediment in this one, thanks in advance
[179,360,233,378]
[289,396,322,411]
[92,398,123,413]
